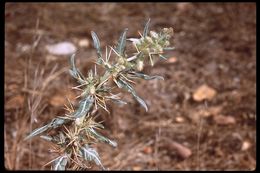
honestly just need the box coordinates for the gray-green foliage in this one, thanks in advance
[25,19,174,170]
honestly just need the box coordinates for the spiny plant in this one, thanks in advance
[24,19,174,170]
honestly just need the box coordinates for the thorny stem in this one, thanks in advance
[25,19,174,170]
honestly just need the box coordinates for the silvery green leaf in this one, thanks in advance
[117,78,148,112]
[143,18,151,37]
[79,144,105,170]
[52,155,68,170]
[72,96,94,118]
[24,123,51,141]
[24,117,72,141]
[109,97,127,105]
[127,38,141,45]
[106,94,127,105]
[69,54,85,84]
[129,72,164,80]
[131,91,148,112]
[91,31,102,59]
[159,54,168,60]
[87,128,117,148]
[127,52,142,62]
[116,28,128,56]
[40,135,61,143]
[163,47,175,50]
[50,117,69,129]
[95,123,105,129]
[59,131,66,144]
[40,135,53,141]
[88,69,93,78]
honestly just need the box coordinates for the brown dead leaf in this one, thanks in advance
[213,115,236,125]
[5,95,24,109]
[193,84,217,102]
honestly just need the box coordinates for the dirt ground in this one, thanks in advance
[4,3,256,170]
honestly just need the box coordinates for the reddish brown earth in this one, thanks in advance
[5,3,256,170]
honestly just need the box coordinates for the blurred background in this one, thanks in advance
[5,3,256,170]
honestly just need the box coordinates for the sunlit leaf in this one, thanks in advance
[127,38,141,45]
[79,144,105,170]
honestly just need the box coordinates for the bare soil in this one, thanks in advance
[5,3,256,170]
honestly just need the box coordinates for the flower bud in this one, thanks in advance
[118,57,125,64]
[89,85,95,95]
[145,36,153,44]
[75,116,84,126]
[150,31,158,39]
[137,60,144,71]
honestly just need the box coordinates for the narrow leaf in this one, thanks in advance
[24,116,72,141]
[87,128,117,148]
[129,72,164,80]
[79,144,105,170]
[143,18,151,37]
[131,91,148,112]
[40,135,60,143]
[91,31,102,59]
[109,97,127,105]
[127,38,141,45]
[24,124,50,141]
[163,47,175,50]
[106,94,127,105]
[40,135,53,141]
[159,54,168,60]
[116,28,128,56]
[50,117,69,129]
[69,54,85,84]
[72,96,94,118]
[117,78,148,112]
[52,155,68,170]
